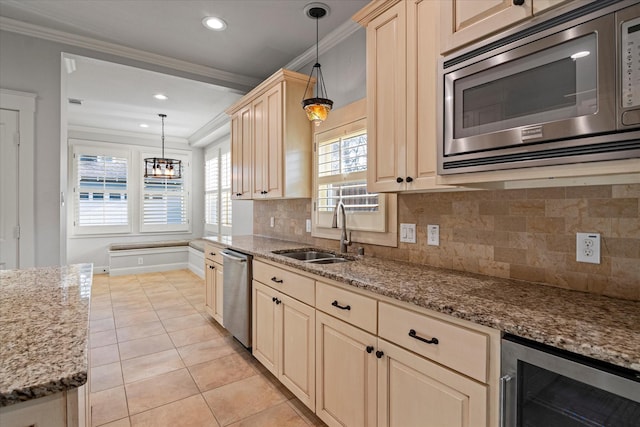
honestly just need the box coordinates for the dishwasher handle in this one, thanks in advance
[220,250,248,262]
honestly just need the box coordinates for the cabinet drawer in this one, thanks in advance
[378,302,488,383]
[316,281,377,334]
[204,243,224,264]
[254,260,315,306]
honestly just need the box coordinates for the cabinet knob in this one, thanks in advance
[513,0,525,5]
[376,350,384,359]
[236,193,242,197]
[366,346,374,354]
[396,177,404,183]
[209,265,215,270]
[406,176,413,183]
[275,298,281,305]
[272,297,277,302]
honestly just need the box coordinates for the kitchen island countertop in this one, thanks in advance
[0,264,92,406]
[205,235,640,372]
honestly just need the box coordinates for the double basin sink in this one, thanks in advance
[273,249,352,264]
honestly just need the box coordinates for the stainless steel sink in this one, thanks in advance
[273,249,352,264]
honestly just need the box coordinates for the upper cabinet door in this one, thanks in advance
[231,105,252,200]
[365,1,407,192]
[263,84,283,198]
[440,0,532,54]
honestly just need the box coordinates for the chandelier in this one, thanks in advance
[144,114,181,179]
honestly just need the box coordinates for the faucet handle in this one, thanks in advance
[346,231,352,246]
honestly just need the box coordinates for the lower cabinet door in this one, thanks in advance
[213,263,224,325]
[316,311,377,427]
[377,339,488,427]
[278,293,315,411]
[204,260,216,318]
[252,280,278,375]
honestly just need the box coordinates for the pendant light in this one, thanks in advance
[302,3,333,126]
[144,114,182,179]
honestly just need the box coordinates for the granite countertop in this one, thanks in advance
[0,264,93,406]
[205,235,640,372]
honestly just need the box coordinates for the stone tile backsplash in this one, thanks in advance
[253,184,640,301]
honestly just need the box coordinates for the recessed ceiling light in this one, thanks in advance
[154,93,168,100]
[202,16,227,31]
[139,123,149,128]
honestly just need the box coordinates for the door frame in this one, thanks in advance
[0,88,36,268]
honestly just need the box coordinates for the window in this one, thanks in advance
[205,142,232,235]
[316,130,386,232]
[140,151,190,233]
[73,146,130,234]
[312,100,397,247]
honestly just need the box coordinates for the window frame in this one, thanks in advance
[204,141,232,236]
[71,144,132,235]
[311,99,398,247]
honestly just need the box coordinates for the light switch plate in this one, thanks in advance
[427,224,440,246]
[576,232,600,264]
[400,223,416,243]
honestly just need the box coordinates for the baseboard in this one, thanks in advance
[188,247,205,279]
[109,262,188,276]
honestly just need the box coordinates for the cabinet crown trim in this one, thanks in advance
[352,0,403,26]
[225,68,314,115]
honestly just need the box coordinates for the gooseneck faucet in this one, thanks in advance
[332,200,352,253]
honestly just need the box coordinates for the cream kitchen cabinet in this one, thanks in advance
[230,105,252,200]
[226,68,313,200]
[252,261,316,410]
[354,0,453,192]
[204,244,224,325]
[440,0,575,54]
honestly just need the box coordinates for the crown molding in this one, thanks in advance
[284,19,362,72]
[67,125,189,145]
[0,16,260,92]
[189,113,231,147]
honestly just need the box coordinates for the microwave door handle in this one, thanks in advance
[500,374,514,427]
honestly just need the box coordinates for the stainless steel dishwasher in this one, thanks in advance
[220,249,252,348]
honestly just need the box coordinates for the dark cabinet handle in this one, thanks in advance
[513,0,525,5]
[376,350,384,359]
[396,177,404,183]
[275,298,281,305]
[261,190,268,195]
[331,300,351,311]
[271,277,283,283]
[209,252,215,256]
[406,176,413,183]
[408,329,439,345]
[208,265,215,270]
[272,297,277,302]
[366,346,374,354]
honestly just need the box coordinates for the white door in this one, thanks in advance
[0,108,19,269]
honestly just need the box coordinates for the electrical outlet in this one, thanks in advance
[576,232,600,264]
[306,219,311,233]
[138,257,144,265]
[428,224,440,246]
[270,217,275,228]
[400,223,417,243]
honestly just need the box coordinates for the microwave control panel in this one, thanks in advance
[621,15,640,109]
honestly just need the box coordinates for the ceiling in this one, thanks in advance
[0,0,368,143]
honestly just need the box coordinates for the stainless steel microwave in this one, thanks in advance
[439,0,640,175]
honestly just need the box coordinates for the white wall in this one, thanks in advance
[0,30,225,266]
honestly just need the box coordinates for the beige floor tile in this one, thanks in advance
[91,329,118,348]
[91,307,114,321]
[149,296,191,310]
[203,375,288,426]
[162,313,211,332]
[99,417,131,427]
[115,310,160,328]
[91,386,128,427]
[125,368,199,415]
[287,398,326,426]
[169,324,223,348]
[113,302,154,315]
[226,402,309,427]
[116,320,166,343]
[121,349,185,384]
[90,317,115,333]
[118,333,175,360]
[91,362,123,393]
[180,288,205,298]
[155,304,198,320]
[91,344,120,367]
[177,336,241,367]
[188,353,255,392]
[129,394,219,427]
